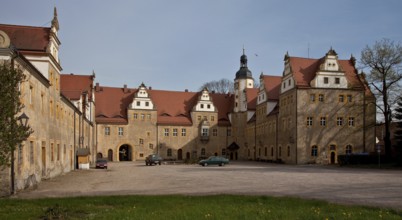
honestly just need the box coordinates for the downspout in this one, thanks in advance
[276,112,278,160]
[73,111,76,170]
[295,90,298,164]
[363,90,366,152]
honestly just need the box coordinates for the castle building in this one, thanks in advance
[0,8,95,196]
[0,9,376,196]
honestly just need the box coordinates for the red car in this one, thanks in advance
[96,158,108,169]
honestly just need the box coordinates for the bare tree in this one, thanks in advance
[199,78,234,94]
[360,38,402,161]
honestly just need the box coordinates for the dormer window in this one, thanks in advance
[145,101,149,107]
[324,77,329,84]
[335,77,340,84]
[201,104,204,108]
[136,101,140,106]
[207,104,210,109]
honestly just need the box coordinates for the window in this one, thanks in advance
[310,94,315,102]
[198,116,201,121]
[318,94,324,102]
[30,141,34,165]
[145,101,149,107]
[207,104,211,109]
[57,144,60,161]
[18,144,23,165]
[202,128,209,136]
[320,117,326,126]
[287,146,290,157]
[335,77,340,84]
[173,128,178,136]
[166,149,172,157]
[181,128,186,136]
[118,127,124,136]
[133,113,138,119]
[348,117,355,126]
[338,95,344,102]
[211,116,214,121]
[283,82,286,89]
[265,147,267,156]
[324,77,329,84]
[288,79,291,86]
[227,129,231,136]
[347,95,353,102]
[222,149,226,156]
[164,128,169,136]
[147,114,151,119]
[345,145,352,154]
[201,148,206,156]
[311,145,318,157]
[105,127,110,135]
[258,148,261,156]
[306,117,313,126]
[278,146,282,157]
[336,117,343,126]
[271,147,274,157]
[212,129,218,136]
[51,143,54,162]
[141,114,145,120]
[149,144,153,149]
[139,138,144,144]
[201,104,204,108]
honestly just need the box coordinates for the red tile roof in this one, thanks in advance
[289,56,364,89]
[262,75,282,100]
[246,88,258,110]
[60,74,94,101]
[0,24,50,52]
[95,86,234,126]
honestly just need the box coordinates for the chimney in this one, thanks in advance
[185,89,188,92]
[123,84,128,93]
[95,83,100,92]
[149,86,152,90]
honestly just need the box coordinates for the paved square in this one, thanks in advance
[15,161,402,210]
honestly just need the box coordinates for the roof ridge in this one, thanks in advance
[0,23,50,29]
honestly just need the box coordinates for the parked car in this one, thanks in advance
[145,154,163,166]
[95,158,108,169]
[199,156,229,166]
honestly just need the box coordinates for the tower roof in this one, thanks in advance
[235,49,253,79]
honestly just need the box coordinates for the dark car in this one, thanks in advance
[95,158,108,169]
[145,154,163,166]
[199,156,229,166]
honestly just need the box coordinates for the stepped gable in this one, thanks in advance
[148,90,198,126]
[0,24,50,52]
[246,88,258,110]
[60,74,94,101]
[210,93,233,126]
[289,56,363,89]
[95,86,136,124]
[262,75,282,100]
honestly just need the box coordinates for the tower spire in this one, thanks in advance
[51,7,59,31]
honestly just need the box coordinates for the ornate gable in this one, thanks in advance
[194,88,216,112]
[130,83,154,110]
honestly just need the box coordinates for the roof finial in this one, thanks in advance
[242,45,245,55]
[51,7,59,31]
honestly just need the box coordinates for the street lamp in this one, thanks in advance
[11,113,29,194]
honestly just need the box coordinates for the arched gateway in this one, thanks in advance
[119,144,133,161]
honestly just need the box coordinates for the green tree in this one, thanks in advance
[393,96,402,165]
[0,62,33,167]
[360,39,402,161]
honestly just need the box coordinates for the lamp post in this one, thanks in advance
[10,113,29,194]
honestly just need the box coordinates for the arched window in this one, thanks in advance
[271,147,274,157]
[278,146,282,157]
[201,148,206,156]
[311,145,318,157]
[345,145,352,154]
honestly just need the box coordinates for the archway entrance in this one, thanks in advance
[97,152,103,159]
[108,149,113,161]
[119,145,132,161]
[178,149,183,160]
[329,144,336,164]
[186,152,190,160]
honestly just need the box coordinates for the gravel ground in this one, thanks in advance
[14,161,402,210]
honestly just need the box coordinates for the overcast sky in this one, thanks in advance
[1,0,401,92]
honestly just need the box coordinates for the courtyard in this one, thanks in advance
[14,161,402,211]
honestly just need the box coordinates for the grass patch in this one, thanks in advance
[0,195,401,219]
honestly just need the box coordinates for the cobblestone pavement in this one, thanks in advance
[14,161,402,210]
